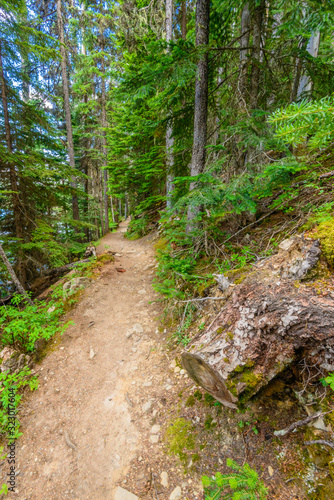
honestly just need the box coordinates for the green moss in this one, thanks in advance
[241,371,263,388]
[194,390,203,401]
[216,327,224,335]
[204,415,217,430]
[154,238,168,251]
[223,357,230,363]
[186,395,196,407]
[225,331,234,341]
[165,418,196,465]
[314,218,334,267]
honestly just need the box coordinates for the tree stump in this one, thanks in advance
[181,236,334,408]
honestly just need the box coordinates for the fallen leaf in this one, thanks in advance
[116,268,126,273]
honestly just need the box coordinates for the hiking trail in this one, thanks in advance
[14,222,199,500]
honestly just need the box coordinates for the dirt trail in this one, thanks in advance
[13,222,171,499]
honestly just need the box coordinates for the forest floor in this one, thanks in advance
[5,221,320,500]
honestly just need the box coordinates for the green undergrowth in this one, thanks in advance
[202,459,268,500]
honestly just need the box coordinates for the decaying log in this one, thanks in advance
[181,235,334,408]
[43,258,92,277]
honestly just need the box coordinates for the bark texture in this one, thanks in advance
[249,0,265,110]
[166,0,174,209]
[0,42,26,285]
[56,0,79,223]
[187,0,210,225]
[182,236,334,408]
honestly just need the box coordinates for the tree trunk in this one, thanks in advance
[186,0,210,228]
[249,0,265,110]
[166,0,174,209]
[0,242,33,306]
[181,0,187,40]
[238,3,250,105]
[56,0,79,224]
[297,31,320,99]
[100,19,110,234]
[0,42,26,286]
[181,237,334,408]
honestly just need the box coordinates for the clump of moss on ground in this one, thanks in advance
[314,218,334,267]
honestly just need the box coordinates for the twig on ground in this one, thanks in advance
[178,296,225,304]
[64,430,77,451]
[125,392,133,407]
[151,472,159,500]
[274,411,324,437]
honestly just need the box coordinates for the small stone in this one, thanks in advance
[160,471,168,487]
[142,401,152,414]
[89,347,95,359]
[268,466,274,476]
[138,289,146,295]
[174,367,180,373]
[132,323,144,334]
[115,253,122,257]
[149,435,159,444]
[114,486,139,500]
[165,385,172,390]
[169,486,182,500]
[150,425,160,434]
[180,369,185,375]
[143,381,152,387]
[169,360,176,369]
[47,306,56,314]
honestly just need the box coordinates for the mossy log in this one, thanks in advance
[181,237,334,408]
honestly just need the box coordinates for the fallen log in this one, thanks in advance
[181,236,334,408]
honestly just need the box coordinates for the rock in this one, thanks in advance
[63,277,92,297]
[132,324,144,334]
[89,347,95,359]
[213,273,231,292]
[138,289,146,295]
[169,486,182,500]
[114,486,139,500]
[268,466,274,476]
[160,471,168,488]
[150,425,160,434]
[142,401,152,414]
[83,245,96,258]
[0,347,33,374]
[149,435,159,444]
[47,305,56,314]
[143,381,152,387]
[115,253,122,257]
[279,238,296,252]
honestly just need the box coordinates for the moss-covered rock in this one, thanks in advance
[314,218,334,267]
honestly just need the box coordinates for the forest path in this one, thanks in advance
[15,221,168,499]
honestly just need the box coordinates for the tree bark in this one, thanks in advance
[100,18,110,234]
[56,0,80,225]
[238,2,251,104]
[186,0,210,227]
[166,0,174,209]
[297,32,320,99]
[181,237,334,408]
[0,42,26,286]
[181,0,187,40]
[0,242,33,306]
[249,0,265,110]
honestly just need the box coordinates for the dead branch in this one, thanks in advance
[274,412,324,437]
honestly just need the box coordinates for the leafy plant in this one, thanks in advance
[0,367,38,440]
[202,459,268,500]
[0,294,71,352]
